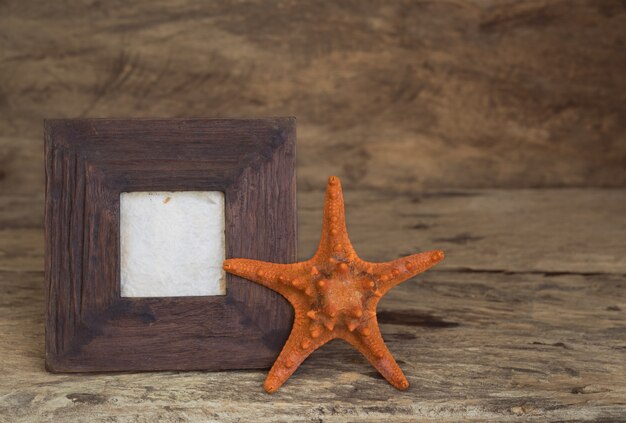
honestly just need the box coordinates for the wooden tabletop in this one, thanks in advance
[1,189,625,422]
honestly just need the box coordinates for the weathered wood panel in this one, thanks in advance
[1,0,625,196]
[1,189,625,421]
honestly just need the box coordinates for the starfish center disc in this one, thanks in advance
[317,277,365,321]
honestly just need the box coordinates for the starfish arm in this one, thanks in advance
[264,312,333,393]
[223,258,306,297]
[343,322,409,390]
[313,176,357,262]
[368,250,445,295]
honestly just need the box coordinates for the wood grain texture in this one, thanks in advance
[2,189,625,422]
[1,0,625,196]
[44,118,297,372]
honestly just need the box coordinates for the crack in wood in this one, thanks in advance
[439,267,626,278]
[377,310,460,328]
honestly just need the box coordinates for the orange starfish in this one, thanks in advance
[223,176,444,393]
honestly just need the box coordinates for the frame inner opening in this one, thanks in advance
[120,191,226,297]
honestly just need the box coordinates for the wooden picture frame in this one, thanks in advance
[44,118,296,372]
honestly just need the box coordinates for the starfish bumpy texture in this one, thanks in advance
[223,176,445,393]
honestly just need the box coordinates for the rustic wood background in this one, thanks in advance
[1,1,625,421]
[1,0,625,195]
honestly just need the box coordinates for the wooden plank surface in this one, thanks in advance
[1,189,625,422]
[1,0,626,196]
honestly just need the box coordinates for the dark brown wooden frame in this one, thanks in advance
[44,118,296,372]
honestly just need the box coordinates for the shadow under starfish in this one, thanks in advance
[223,176,444,393]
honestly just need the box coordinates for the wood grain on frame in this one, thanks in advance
[44,118,296,372]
